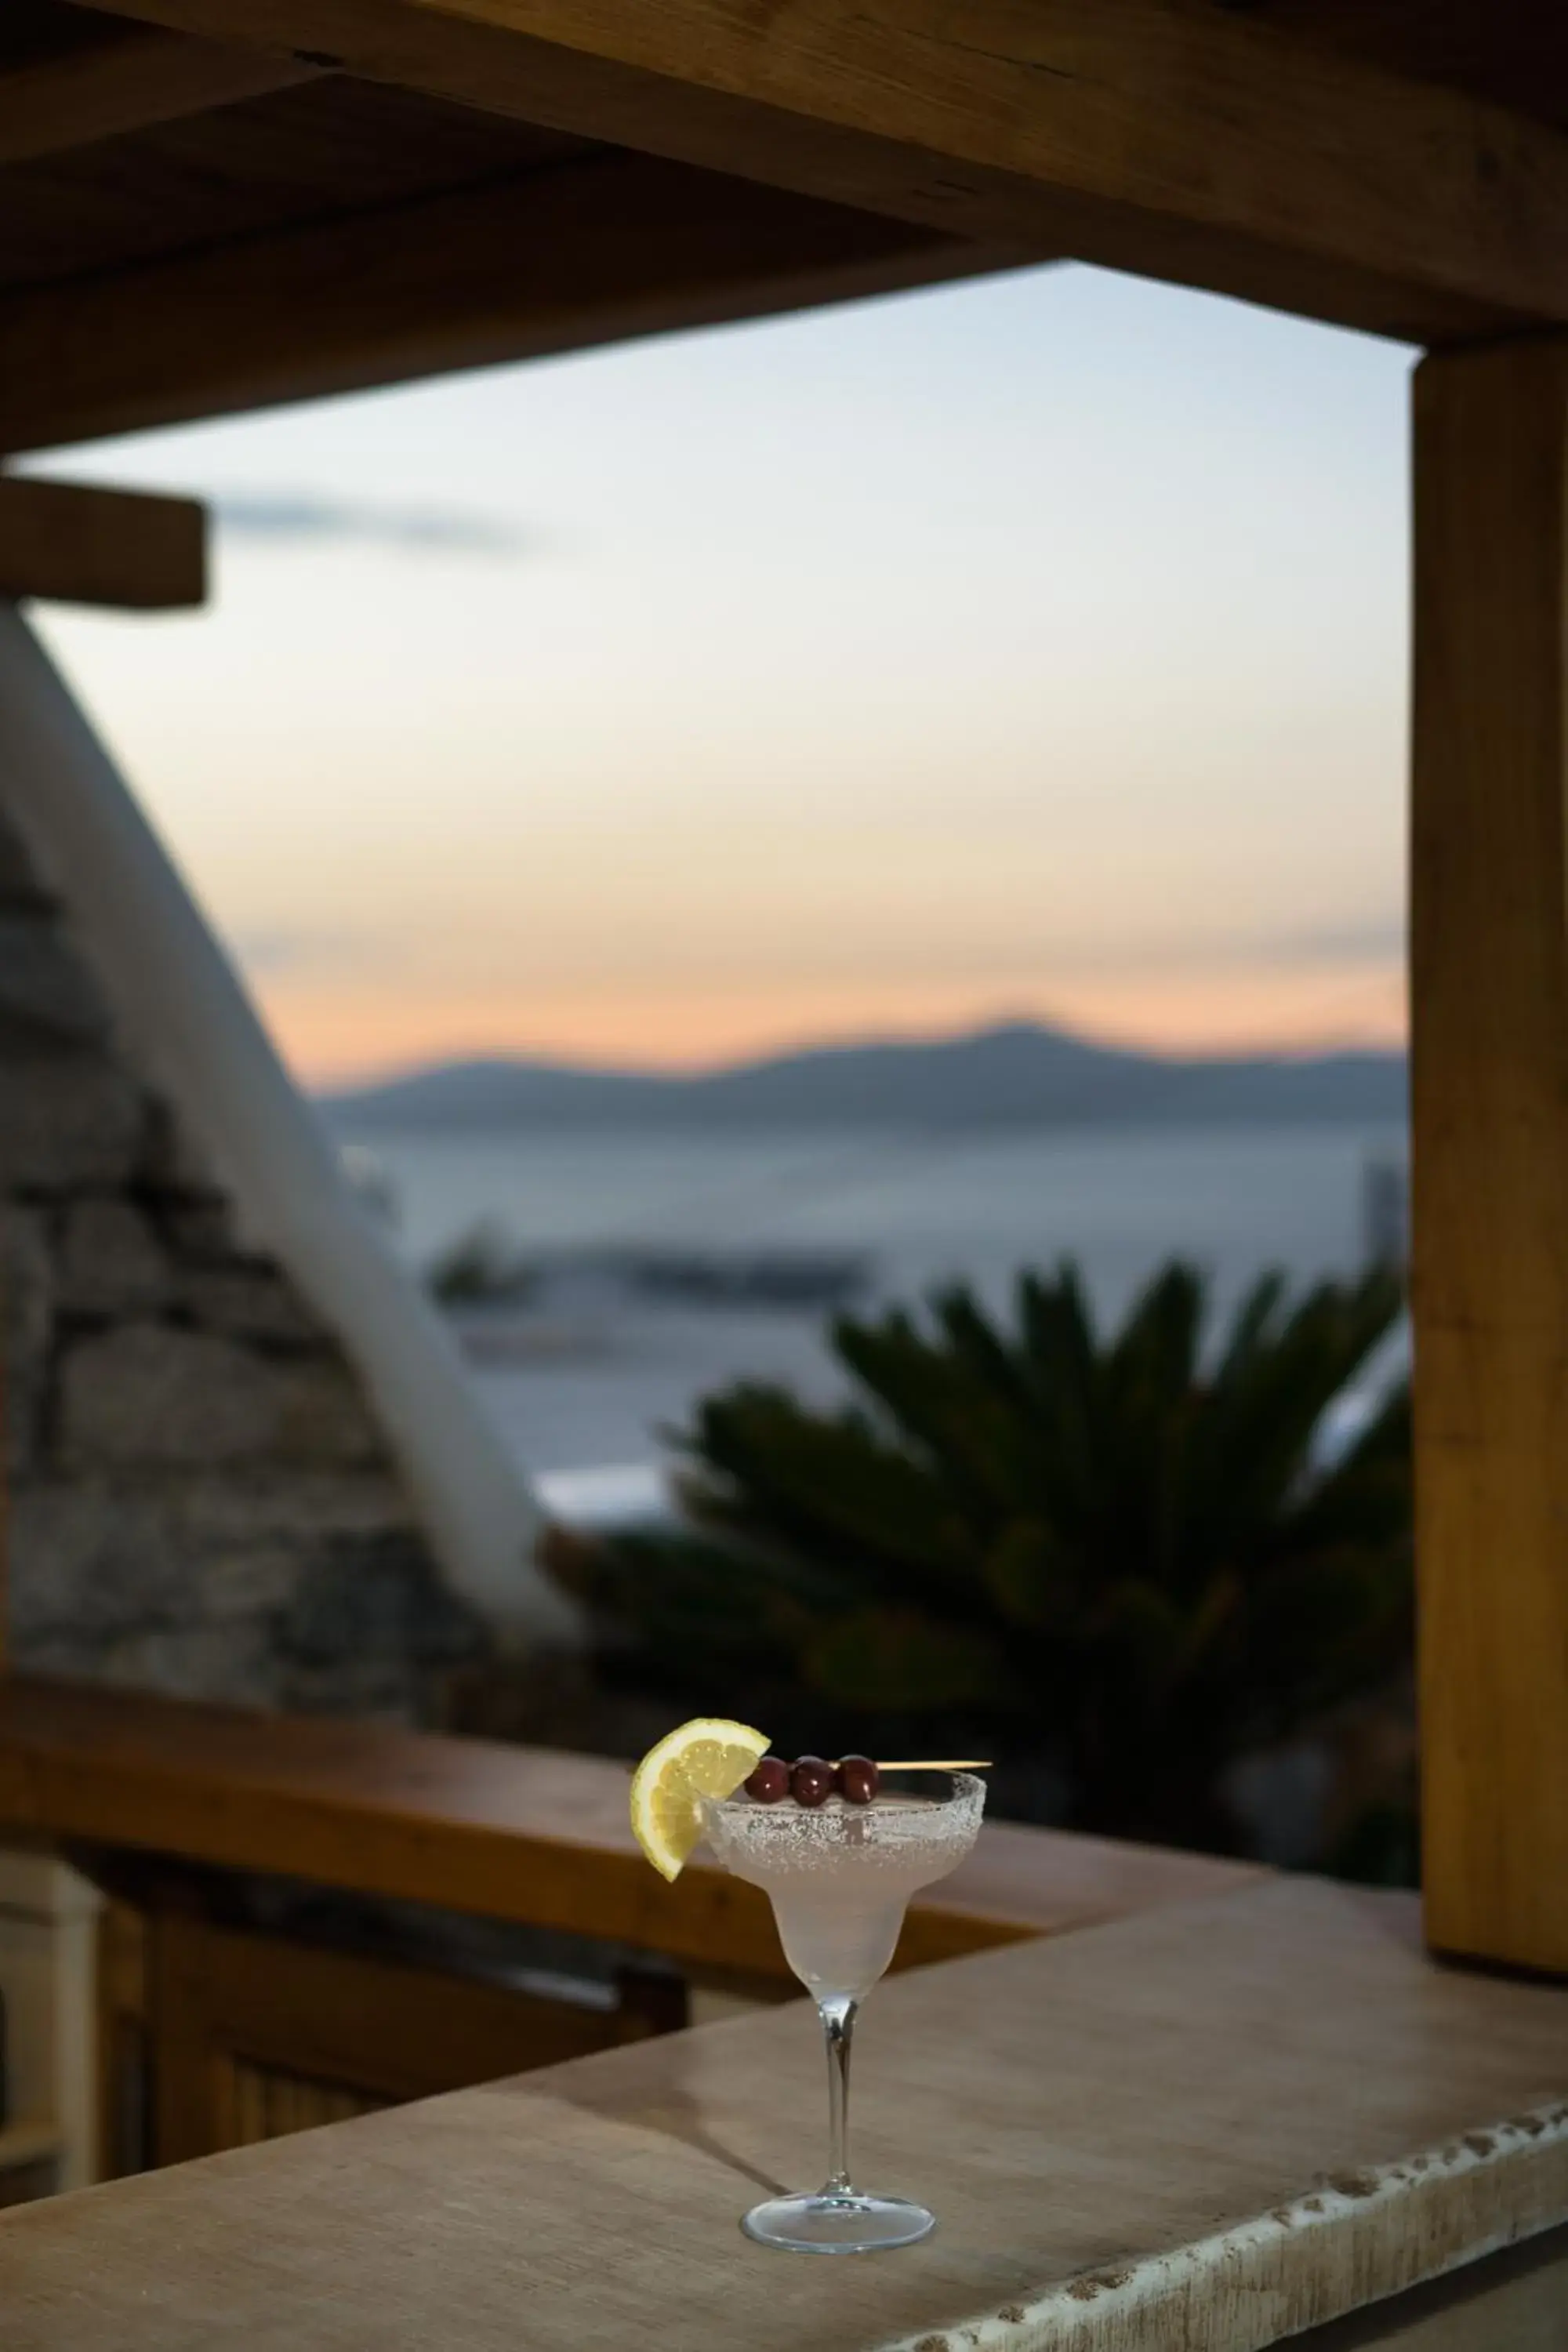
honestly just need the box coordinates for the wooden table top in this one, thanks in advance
[0,1677,1259,1974]
[6,1878,1566,2352]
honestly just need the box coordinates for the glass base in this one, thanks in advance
[741,2190,936,2254]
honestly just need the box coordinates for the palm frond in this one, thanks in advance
[561,1251,1414,1870]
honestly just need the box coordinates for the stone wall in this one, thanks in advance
[0,800,488,1719]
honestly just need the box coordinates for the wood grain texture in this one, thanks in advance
[150,1910,658,2165]
[68,0,1568,342]
[0,149,1011,453]
[1411,337,1568,1979]
[1291,2227,1568,2350]
[0,1678,1259,1978]
[96,1901,149,2181]
[0,78,586,298]
[0,23,317,165]
[226,2060,382,2146]
[0,474,205,606]
[2,1881,1565,2351]
[1202,1,1568,136]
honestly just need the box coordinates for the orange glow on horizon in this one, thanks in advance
[258,962,1407,1089]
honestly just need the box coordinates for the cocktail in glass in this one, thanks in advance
[702,1769,985,2252]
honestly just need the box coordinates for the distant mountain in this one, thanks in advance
[321,1020,1406,1132]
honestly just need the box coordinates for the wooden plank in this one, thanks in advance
[0,475,205,608]
[1225,2,1568,130]
[149,1911,654,2165]
[96,1901,149,2181]
[68,0,1568,343]
[1410,336,1568,1980]
[1293,2228,1568,2349]
[0,77,593,302]
[0,24,318,167]
[0,151,1018,453]
[0,1882,1564,2350]
[0,1679,1260,1979]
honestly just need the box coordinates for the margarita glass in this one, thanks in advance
[703,1769,985,2252]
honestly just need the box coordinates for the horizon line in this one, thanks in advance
[311,1008,1410,1095]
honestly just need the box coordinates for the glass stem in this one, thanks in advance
[819,1994,858,2197]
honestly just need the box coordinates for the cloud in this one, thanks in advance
[213,491,535,556]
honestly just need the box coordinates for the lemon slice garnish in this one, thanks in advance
[629,1717,768,1882]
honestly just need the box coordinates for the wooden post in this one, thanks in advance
[1412,337,1568,1976]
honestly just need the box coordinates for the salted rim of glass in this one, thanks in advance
[706,1768,985,1824]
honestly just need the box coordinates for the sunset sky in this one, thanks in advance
[34,262,1413,1086]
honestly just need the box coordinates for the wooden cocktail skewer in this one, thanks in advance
[875,1759,992,1770]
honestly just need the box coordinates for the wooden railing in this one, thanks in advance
[0,1677,1264,2180]
[0,1678,1261,1979]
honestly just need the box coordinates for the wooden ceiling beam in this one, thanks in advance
[0,152,1023,455]
[0,22,319,166]
[60,0,1568,343]
[0,474,206,607]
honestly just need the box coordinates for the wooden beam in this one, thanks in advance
[0,475,205,607]
[68,0,1568,343]
[1412,335,1568,1979]
[1203,0,1568,135]
[0,152,1019,455]
[0,23,319,167]
[0,1677,1261,1980]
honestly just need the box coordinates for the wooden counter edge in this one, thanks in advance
[0,1679,1267,1975]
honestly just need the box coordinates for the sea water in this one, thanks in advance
[342,1121,1409,1475]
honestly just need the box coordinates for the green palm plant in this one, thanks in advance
[548,1260,1413,1857]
